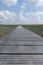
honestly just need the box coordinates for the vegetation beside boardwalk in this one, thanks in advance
[22,25,43,37]
[0,25,43,40]
[0,25,18,40]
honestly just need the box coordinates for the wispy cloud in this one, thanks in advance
[25,0,43,7]
[0,0,17,6]
[20,3,26,9]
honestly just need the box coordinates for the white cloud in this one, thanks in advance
[19,10,24,19]
[0,10,43,24]
[20,3,26,9]
[0,0,17,6]
[25,0,43,7]
[0,11,17,24]
[18,10,26,24]
[18,10,43,24]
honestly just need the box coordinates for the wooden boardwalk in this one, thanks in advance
[0,26,43,65]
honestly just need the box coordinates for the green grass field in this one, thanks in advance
[22,25,43,37]
[0,25,18,40]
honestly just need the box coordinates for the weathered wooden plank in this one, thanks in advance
[0,26,43,65]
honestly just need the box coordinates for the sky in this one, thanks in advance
[0,0,43,24]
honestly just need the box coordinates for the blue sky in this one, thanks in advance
[0,0,43,24]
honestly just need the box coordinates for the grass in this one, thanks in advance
[0,25,18,40]
[22,25,43,37]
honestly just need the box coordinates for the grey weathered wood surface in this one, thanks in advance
[0,26,43,65]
